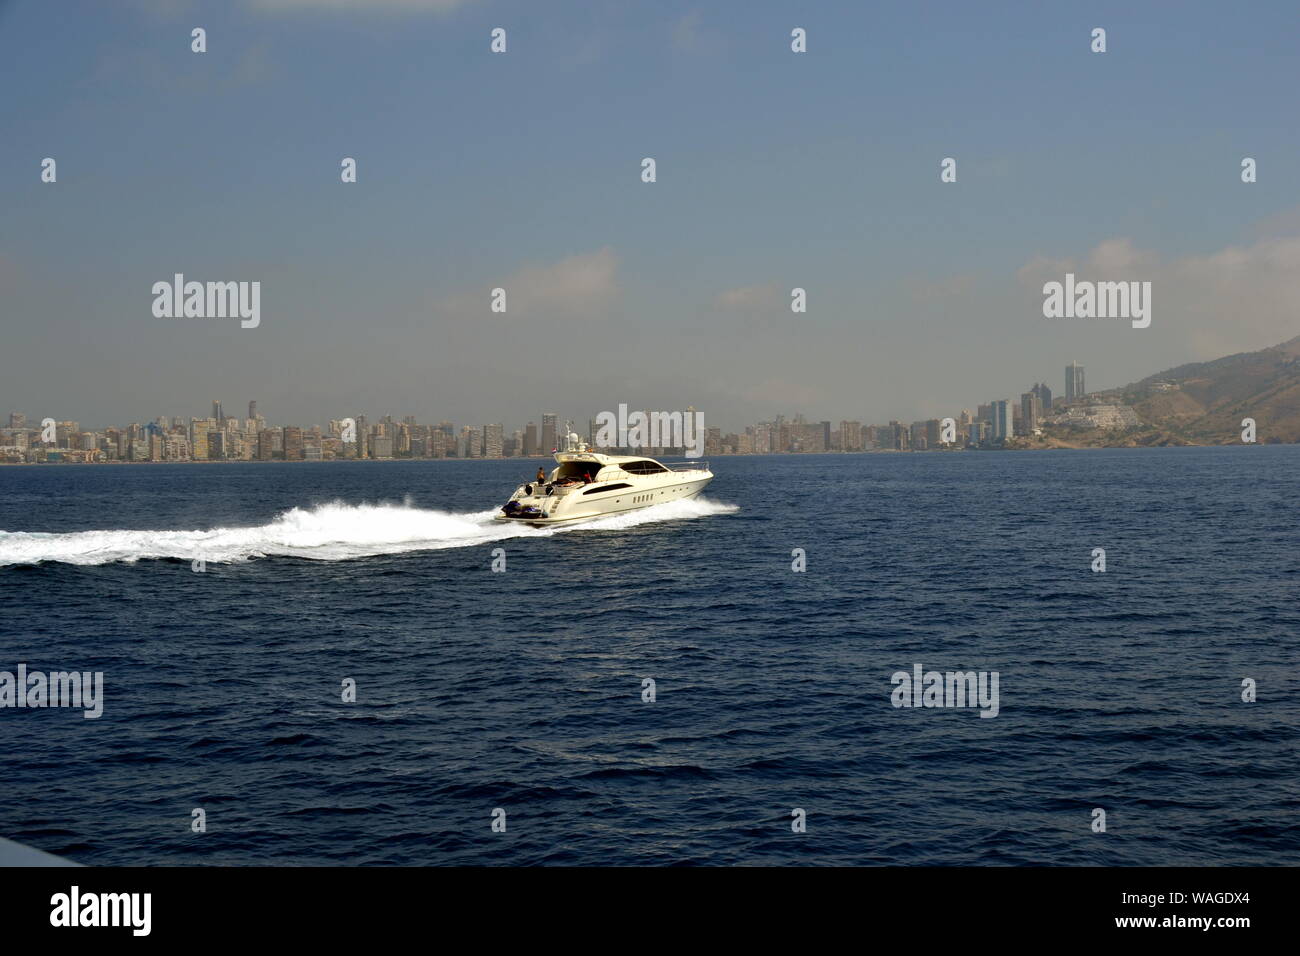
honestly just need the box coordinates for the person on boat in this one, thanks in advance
[583,471,593,484]
[536,467,546,483]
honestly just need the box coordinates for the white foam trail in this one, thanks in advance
[0,496,737,567]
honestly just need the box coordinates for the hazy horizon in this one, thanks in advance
[3,0,1299,431]
[2,325,1295,437]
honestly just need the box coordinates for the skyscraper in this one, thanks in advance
[523,422,538,457]
[483,423,504,458]
[354,415,368,459]
[190,418,214,459]
[1065,362,1085,402]
[461,425,483,458]
[248,400,257,420]
[1020,392,1041,435]
[839,420,863,452]
[282,426,303,460]
[992,400,1014,441]
[541,413,558,454]
[212,400,224,423]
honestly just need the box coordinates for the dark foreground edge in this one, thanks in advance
[0,865,1285,941]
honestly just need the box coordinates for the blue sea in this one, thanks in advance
[1,447,1297,866]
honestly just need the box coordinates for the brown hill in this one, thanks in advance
[1094,334,1300,443]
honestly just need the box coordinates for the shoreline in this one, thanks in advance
[0,441,1284,467]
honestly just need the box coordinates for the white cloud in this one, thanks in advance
[437,247,620,321]
[1017,235,1300,357]
[714,283,781,311]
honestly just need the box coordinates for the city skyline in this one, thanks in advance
[3,359,1104,462]
[4,354,1091,442]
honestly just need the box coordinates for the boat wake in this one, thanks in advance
[0,496,738,567]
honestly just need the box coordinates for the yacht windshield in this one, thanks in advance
[555,462,601,482]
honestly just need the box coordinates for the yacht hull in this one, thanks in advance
[496,475,711,525]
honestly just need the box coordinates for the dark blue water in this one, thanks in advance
[1,447,1297,865]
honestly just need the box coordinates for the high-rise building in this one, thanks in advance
[839,420,863,452]
[523,422,538,457]
[8,413,25,429]
[540,414,558,454]
[212,400,224,423]
[164,434,190,460]
[460,426,483,458]
[1031,382,1053,413]
[257,429,276,460]
[992,400,1014,441]
[190,418,215,459]
[786,421,825,453]
[483,423,504,458]
[1020,392,1041,435]
[248,400,257,420]
[1065,362,1085,402]
[283,426,303,460]
[353,415,368,459]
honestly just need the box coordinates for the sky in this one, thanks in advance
[2,0,1299,431]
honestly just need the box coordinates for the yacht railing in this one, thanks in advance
[665,460,709,472]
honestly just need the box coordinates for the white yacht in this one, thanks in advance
[497,430,712,525]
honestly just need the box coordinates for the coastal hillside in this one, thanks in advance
[1069,334,1300,445]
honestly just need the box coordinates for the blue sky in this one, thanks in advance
[2,0,1298,430]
